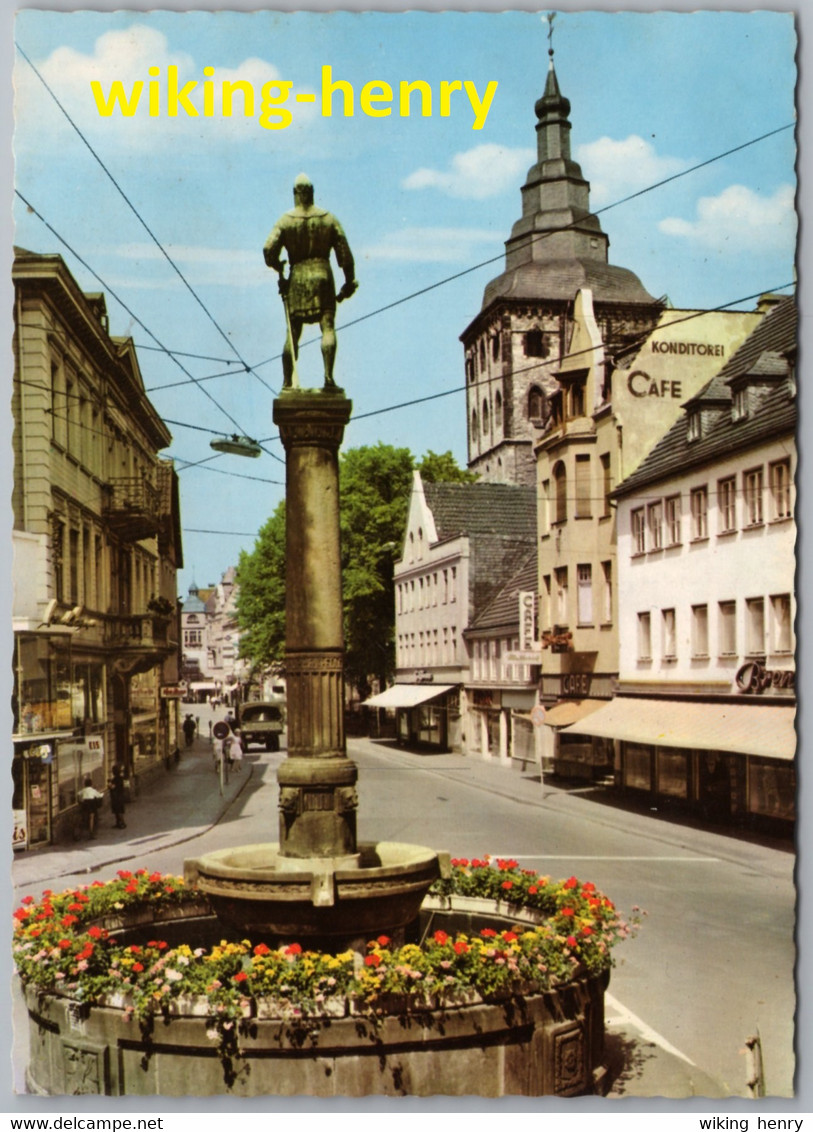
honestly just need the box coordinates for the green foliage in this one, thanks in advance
[235,445,475,689]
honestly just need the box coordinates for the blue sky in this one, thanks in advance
[12,9,797,597]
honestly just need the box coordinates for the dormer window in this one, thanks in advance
[687,411,701,442]
[732,387,749,421]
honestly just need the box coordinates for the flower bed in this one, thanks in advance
[15,859,639,1096]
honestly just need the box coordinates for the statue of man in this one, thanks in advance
[263,174,357,389]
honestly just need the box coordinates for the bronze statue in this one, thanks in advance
[263,174,357,389]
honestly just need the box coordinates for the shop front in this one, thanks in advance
[538,673,614,781]
[559,695,796,831]
[363,683,458,752]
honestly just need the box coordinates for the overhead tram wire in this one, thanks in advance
[16,41,278,398]
[15,189,284,465]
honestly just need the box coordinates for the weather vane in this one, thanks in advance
[543,11,556,58]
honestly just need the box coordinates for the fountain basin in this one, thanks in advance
[186,841,441,948]
[21,895,608,1097]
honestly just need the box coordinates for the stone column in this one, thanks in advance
[272,390,358,862]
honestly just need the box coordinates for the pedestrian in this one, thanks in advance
[78,776,104,840]
[109,765,127,829]
[212,734,224,773]
[182,714,196,747]
[230,728,244,772]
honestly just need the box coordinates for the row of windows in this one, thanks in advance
[52,514,157,616]
[397,626,458,668]
[470,637,533,685]
[541,561,613,629]
[465,330,552,383]
[541,452,614,529]
[397,567,457,612]
[631,459,792,554]
[637,594,793,662]
[470,385,551,442]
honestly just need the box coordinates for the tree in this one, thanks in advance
[236,446,474,692]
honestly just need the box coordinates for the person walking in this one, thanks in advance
[230,728,244,772]
[182,714,196,747]
[109,765,127,829]
[78,776,104,840]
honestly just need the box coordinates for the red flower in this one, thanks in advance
[563,877,579,891]
[528,886,538,895]
[125,883,138,894]
[21,895,34,905]
[147,940,168,950]
[132,962,144,972]
[233,971,248,983]
[117,870,133,880]
[88,926,103,940]
[149,872,162,883]
[58,939,72,949]
[502,931,518,943]
[61,915,79,927]
[453,941,469,955]
[12,908,29,921]
[581,926,594,937]
[285,943,302,956]
[566,935,578,948]
[582,882,596,894]
[364,953,381,968]
[480,928,497,938]
[253,943,271,957]
[501,880,514,891]
[68,903,83,912]
[129,945,142,955]
[433,930,449,945]
[561,907,575,917]
[376,935,391,947]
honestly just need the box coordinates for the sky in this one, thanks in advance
[11,8,798,599]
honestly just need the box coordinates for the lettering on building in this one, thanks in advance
[650,341,726,356]
[736,661,795,695]
[518,590,536,651]
[627,370,683,399]
[561,673,592,697]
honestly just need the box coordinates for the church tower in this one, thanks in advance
[462,34,662,485]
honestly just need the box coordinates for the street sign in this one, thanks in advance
[161,685,185,699]
[213,721,231,740]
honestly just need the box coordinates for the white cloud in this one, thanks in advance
[402,145,534,200]
[110,241,268,287]
[659,184,797,253]
[575,135,688,206]
[15,25,317,151]
[361,226,502,263]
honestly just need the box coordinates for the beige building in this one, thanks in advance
[535,288,762,777]
[12,249,183,848]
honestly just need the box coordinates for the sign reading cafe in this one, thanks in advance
[518,591,536,652]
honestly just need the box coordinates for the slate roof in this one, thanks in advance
[423,482,536,542]
[469,550,538,633]
[480,258,656,312]
[614,297,797,497]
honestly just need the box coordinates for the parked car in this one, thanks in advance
[237,701,284,751]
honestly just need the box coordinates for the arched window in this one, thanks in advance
[471,409,478,438]
[482,399,489,434]
[528,386,547,420]
[524,329,548,358]
[553,461,567,523]
[494,390,503,429]
[466,357,475,383]
[479,340,486,369]
[491,334,500,362]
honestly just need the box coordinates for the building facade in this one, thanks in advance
[534,289,762,777]
[567,296,796,830]
[12,249,183,849]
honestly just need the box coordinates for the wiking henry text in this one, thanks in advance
[90,64,499,130]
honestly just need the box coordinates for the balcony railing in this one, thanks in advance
[103,477,162,542]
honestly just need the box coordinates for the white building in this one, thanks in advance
[564,296,796,830]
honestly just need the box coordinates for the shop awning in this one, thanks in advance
[543,699,606,728]
[363,684,455,709]
[560,697,796,760]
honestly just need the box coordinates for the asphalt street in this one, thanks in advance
[11,705,796,1100]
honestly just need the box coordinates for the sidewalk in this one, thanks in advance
[12,729,733,1100]
[12,722,252,896]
